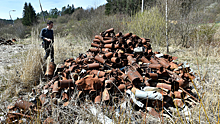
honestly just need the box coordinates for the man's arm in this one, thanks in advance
[40,28,52,42]
[40,28,46,40]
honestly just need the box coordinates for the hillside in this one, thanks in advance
[0,19,13,25]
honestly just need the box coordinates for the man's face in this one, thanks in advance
[48,23,53,29]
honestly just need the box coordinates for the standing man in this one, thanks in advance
[40,20,54,63]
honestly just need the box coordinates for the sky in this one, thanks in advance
[0,0,107,20]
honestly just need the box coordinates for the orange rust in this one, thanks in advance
[111,57,120,63]
[45,62,56,77]
[93,38,101,43]
[52,81,59,93]
[157,58,170,69]
[94,55,105,64]
[156,83,172,91]
[91,42,100,47]
[141,56,150,63]
[150,57,159,64]
[115,32,122,37]
[123,33,132,38]
[94,35,103,42]
[104,52,113,59]
[103,39,114,44]
[15,98,34,111]
[39,94,47,105]
[59,79,74,89]
[127,55,136,65]
[146,73,158,80]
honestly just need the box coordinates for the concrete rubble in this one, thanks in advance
[3,28,199,123]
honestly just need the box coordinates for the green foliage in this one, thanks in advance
[127,7,166,46]
[37,4,75,20]
[37,10,49,19]
[197,24,217,45]
[49,8,59,18]
[0,20,27,38]
[57,15,69,23]
[62,4,75,15]
[22,2,29,26]
[105,0,159,15]
[71,8,87,21]
[180,0,194,18]
[105,0,141,15]
[22,2,37,26]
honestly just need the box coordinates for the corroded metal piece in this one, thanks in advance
[52,81,59,93]
[59,79,74,88]
[75,76,103,91]
[15,98,34,111]
[45,62,56,77]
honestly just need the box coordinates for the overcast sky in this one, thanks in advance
[0,0,107,20]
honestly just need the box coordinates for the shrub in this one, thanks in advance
[13,20,27,38]
[68,13,128,39]
[197,24,218,45]
[127,7,166,46]
[57,15,70,24]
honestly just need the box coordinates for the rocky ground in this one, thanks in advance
[0,43,27,75]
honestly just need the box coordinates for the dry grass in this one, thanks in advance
[1,9,220,124]
[54,34,91,64]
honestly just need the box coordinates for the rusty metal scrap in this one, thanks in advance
[0,37,16,45]
[5,28,199,123]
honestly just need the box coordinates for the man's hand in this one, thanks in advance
[45,38,51,42]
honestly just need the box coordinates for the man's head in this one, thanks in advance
[47,20,53,30]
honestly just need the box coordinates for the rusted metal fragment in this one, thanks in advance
[45,62,56,77]
[52,81,59,93]
[39,94,47,105]
[15,98,35,111]
[146,107,161,118]
[75,76,103,91]
[102,88,110,101]
[59,79,74,89]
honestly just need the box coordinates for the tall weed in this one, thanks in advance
[127,7,166,46]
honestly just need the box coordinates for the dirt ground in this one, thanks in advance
[0,43,32,75]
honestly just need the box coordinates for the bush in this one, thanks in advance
[68,13,128,39]
[13,20,27,38]
[0,20,28,39]
[197,24,218,45]
[57,15,70,24]
[127,7,166,46]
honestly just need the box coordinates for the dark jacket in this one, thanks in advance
[40,28,54,48]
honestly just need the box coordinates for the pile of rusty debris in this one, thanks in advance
[4,28,199,123]
[0,37,16,45]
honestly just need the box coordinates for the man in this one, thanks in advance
[40,20,54,63]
